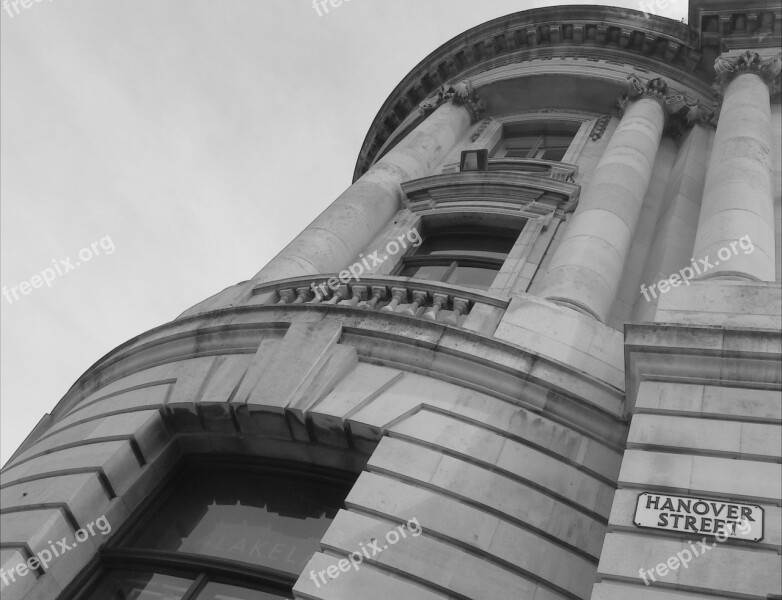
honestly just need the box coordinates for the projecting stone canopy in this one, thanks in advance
[619,72,718,133]
[419,79,486,123]
[713,50,782,96]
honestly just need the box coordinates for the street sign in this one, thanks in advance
[634,492,764,541]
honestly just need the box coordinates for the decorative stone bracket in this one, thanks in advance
[713,50,782,96]
[419,79,486,123]
[619,72,718,134]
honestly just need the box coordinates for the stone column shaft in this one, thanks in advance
[253,102,473,283]
[692,70,776,280]
[539,96,666,321]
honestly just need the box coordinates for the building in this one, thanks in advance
[1,1,780,599]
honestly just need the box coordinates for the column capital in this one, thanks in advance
[713,50,782,96]
[619,73,670,110]
[419,79,486,123]
[619,73,718,132]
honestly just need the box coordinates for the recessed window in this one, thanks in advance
[492,121,581,161]
[73,462,355,600]
[128,469,344,576]
[83,570,286,600]
[395,227,519,290]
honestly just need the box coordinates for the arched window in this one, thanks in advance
[67,459,355,600]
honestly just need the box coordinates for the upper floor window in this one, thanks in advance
[492,120,581,161]
[394,226,520,290]
[71,461,355,600]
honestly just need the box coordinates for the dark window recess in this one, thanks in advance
[129,470,344,576]
[492,121,581,161]
[74,463,354,600]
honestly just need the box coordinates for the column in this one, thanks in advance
[537,75,668,322]
[692,50,780,281]
[631,124,713,323]
[252,82,482,284]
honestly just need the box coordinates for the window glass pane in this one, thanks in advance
[417,232,516,259]
[541,146,569,161]
[447,265,499,290]
[83,570,193,600]
[399,264,450,282]
[496,120,581,161]
[196,581,290,600]
[503,136,538,158]
[128,470,351,577]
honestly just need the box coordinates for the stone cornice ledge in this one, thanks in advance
[354,5,703,180]
[37,306,627,457]
[401,171,580,206]
[624,322,782,415]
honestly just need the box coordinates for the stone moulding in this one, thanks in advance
[589,114,611,140]
[624,323,782,415]
[401,171,580,215]
[354,5,707,181]
[27,306,627,463]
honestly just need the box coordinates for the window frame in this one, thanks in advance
[490,120,583,162]
[392,225,522,290]
[62,456,357,600]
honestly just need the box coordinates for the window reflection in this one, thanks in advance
[83,570,192,600]
[76,463,354,600]
[492,121,581,161]
[196,581,290,600]
[129,470,350,576]
[449,265,499,289]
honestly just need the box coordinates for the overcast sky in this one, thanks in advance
[0,0,687,465]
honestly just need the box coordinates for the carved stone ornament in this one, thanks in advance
[618,72,718,133]
[589,115,611,141]
[419,79,486,122]
[713,50,782,96]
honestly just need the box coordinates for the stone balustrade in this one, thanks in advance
[252,276,510,327]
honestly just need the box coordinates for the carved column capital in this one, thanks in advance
[419,79,486,123]
[713,50,782,96]
[619,73,718,134]
[618,73,670,112]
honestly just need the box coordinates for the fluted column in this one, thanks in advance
[538,75,668,321]
[253,81,483,283]
[692,51,781,281]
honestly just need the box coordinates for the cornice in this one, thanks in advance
[624,322,782,416]
[401,170,580,214]
[689,0,782,54]
[31,306,627,459]
[353,5,706,182]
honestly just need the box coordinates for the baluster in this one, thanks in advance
[381,287,409,312]
[293,287,312,304]
[326,285,347,305]
[345,285,368,307]
[398,290,428,316]
[359,286,387,310]
[439,297,470,325]
[452,297,470,322]
[423,292,449,320]
[308,282,329,303]
[277,289,295,304]
[307,289,322,304]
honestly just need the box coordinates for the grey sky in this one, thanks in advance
[0,0,687,465]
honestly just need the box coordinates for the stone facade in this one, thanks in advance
[1,2,780,600]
